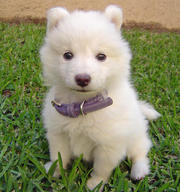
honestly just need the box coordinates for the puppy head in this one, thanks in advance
[40,5,131,93]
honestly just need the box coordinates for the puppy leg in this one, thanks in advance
[127,134,152,180]
[45,132,71,177]
[87,146,125,191]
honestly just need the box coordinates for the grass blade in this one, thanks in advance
[0,138,11,160]
[47,160,58,177]
[0,158,14,178]
[58,152,68,188]
[68,154,83,184]
[27,153,47,177]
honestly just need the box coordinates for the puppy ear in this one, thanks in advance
[105,5,123,29]
[47,7,69,33]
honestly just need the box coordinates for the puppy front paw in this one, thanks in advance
[44,161,60,177]
[87,176,105,192]
[130,159,149,180]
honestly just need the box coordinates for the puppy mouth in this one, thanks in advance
[71,88,96,93]
[76,90,90,92]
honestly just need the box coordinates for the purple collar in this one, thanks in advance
[51,93,113,118]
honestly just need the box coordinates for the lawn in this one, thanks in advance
[0,23,179,192]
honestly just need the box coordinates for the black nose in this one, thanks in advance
[75,74,91,87]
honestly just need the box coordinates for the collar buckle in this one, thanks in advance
[51,100,61,107]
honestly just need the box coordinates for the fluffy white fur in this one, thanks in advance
[40,5,160,190]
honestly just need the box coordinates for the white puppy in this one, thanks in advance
[40,5,160,190]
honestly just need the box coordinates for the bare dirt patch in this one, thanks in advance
[0,0,180,32]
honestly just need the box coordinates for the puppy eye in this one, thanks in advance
[63,51,74,60]
[96,53,106,61]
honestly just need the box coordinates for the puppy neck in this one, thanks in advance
[53,85,107,104]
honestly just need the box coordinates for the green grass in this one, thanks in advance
[0,22,179,192]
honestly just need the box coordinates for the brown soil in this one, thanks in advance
[0,0,180,33]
